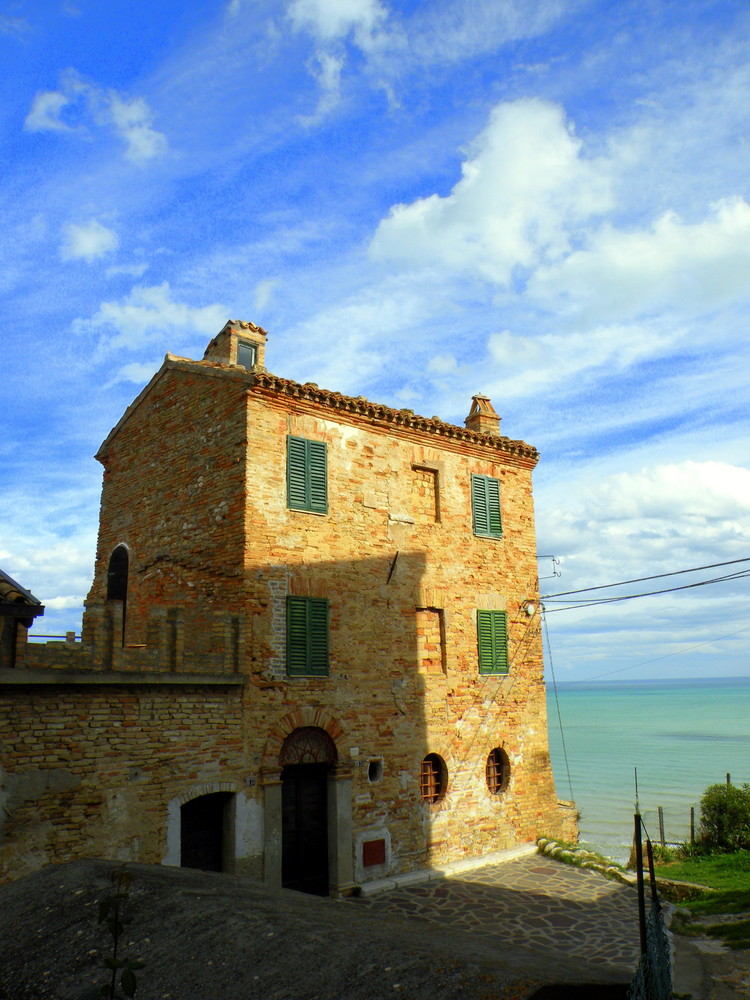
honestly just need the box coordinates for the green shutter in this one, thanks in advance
[486,477,502,536]
[287,436,327,513]
[286,596,309,675]
[472,474,502,538]
[286,596,329,676]
[307,440,328,513]
[287,437,309,510]
[308,598,329,674]
[477,609,508,674]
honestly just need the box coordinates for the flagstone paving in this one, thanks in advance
[350,855,642,973]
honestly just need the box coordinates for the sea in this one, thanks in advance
[545,676,750,863]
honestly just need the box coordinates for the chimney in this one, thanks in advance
[464,394,501,437]
[202,320,268,371]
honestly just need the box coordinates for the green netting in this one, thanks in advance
[627,901,672,1000]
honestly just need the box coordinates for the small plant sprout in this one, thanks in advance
[79,867,145,1000]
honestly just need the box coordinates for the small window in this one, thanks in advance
[237,340,257,370]
[419,753,447,804]
[486,747,510,794]
[471,473,502,538]
[287,435,328,514]
[286,596,329,676]
[367,759,383,783]
[477,609,509,674]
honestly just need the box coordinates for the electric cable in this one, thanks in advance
[541,556,750,600]
[543,568,750,612]
[542,608,574,802]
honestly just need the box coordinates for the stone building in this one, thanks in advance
[0,321,576,890]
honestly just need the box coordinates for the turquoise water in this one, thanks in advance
[546,677,750,863]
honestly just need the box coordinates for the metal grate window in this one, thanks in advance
[419,753,446,803]
[486,747,509,794]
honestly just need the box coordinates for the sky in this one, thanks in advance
[2,0,749,684]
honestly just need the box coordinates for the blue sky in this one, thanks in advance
[2,0,749,683]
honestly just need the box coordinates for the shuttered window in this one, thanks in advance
[286,596,329,676]
[476,609,509,674]
[471,474,502,538]
[287,436,328,513]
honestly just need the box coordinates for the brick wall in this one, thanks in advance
[0,681,246,883]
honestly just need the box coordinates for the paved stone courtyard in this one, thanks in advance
[351,853,641,972]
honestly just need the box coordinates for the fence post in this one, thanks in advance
[658,806,665,849]
[690,806,695,846]
[727,772,731,786]
[634,812,647,957]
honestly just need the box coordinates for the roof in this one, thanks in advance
[0,568,45,620]
[97,353,539,465]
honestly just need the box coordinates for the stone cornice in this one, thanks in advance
[250,371,539,464]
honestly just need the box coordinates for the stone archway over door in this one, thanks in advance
[279,727,336,896]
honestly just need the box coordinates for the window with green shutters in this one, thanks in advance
[287,436,328,513]
[476,609,509,674]
[286,596,329,676]
[471,474,502,538]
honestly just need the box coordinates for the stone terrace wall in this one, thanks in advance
[0,678,248,883]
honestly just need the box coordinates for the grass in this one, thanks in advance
[653,849,750,949]
[653,849,750,892]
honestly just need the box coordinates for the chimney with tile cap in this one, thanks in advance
[202,320,268,371]
[464,394,501,436]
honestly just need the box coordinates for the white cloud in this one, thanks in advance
[288,0,390,119]
[485,321,676,399]
[253,278,279,312]
[45,595,84,610]
[23,70,167,164]
[24,91,73,133]
[107,361,162,386]
[75,282,229,352]
[107,93,169,164]
[288,0,387,46]
[302,51,345,123]
[106,262,149,279]
[370,98,612,285]
[539,461,750,578]
[0,13,30,38]
[403,0,580,69]
[61,219,119,262]
[528,197,750,323]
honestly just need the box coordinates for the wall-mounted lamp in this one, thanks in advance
[522,600,536,617]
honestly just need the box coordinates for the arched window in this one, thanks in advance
[106,545,129,601]
[106,545,129,646]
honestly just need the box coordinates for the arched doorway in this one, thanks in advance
[180,791,232,871]
[280,727,337,895]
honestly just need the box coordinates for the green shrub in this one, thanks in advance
[699,783,750,851]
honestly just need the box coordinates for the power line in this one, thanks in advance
[542,568,750,612]
[542,611,574,801]
[541,556,750,600]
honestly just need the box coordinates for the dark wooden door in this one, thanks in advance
[180,792,229,871]
[282,763,329,895]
